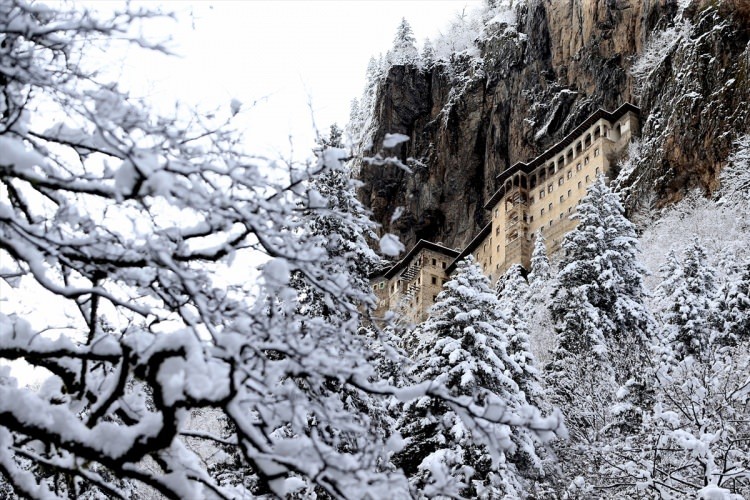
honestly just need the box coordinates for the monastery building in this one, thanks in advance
[371,103,640,324]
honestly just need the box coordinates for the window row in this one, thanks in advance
[528,143,603,190]
[532,160,602,203]
[537,206,576,230]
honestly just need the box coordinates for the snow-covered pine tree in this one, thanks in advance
[277,124,393,492]
[421,38,436,70]
[717,262,750,346]
[718,133,750,204]
[389,18,419,66]
[394,257,547,498]
[288,124,376,323]
[548,176,653,437]
[525,232,556,366]
[654,250,682,309]
[348,57,384,154]
[346,98,361,141]
[496,264,544,407]
[658,240,718,363]
[302,123,379,313]
[528,231,552,285]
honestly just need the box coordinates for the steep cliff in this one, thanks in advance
[355,0,750,251]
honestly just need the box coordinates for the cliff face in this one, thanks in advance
[356,0,750,251]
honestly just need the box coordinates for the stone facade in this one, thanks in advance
[372,241,459,325]
[371,104,639,324]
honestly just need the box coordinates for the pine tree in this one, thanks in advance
[659,240,718,363]
[525,231,556,366]
[719,133,750,204]
[550,177,651,369]
[346,98,361,142]
[394,257,545,498]
[390,18,419,66]
[496,264,544,407]
[349,57,383,153]
[654,250,682,309]
[528,231,552,286]
[292,123,378,319]
[284,124,387,464]
[421,38,436,69]
[717,262,750,345]
[548,177,653,436]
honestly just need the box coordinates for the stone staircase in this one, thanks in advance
[393,259,423,321]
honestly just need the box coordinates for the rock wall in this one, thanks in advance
[356,0,750,251]
[624,1,750,207]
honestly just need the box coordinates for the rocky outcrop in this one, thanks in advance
[356,0,750,250]
[624,1,750,207]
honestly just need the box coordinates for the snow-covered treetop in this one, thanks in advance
[528,231,552,285]
[718,133,750,205]
[396,256,560,496]
[348,1,520,147]
[389,18,419,66]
